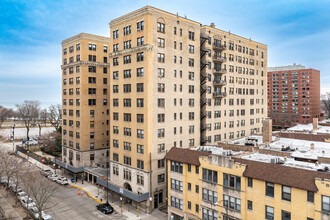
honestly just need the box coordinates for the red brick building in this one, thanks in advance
[268,64,321,129]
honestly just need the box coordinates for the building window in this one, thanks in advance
[223,173,241,189]
[202,168,217,183]
[157,22,165,33]
[189,31,195,40]
[281,210,291,220]
[113,153,118,162]
[158,174,165,183]
[158,53,165,63]
[158,144,165,153]
[123,25,131,35]
[88,99,96,106]
[202,188,217,203]
[223,195,241,211]
[170,161,183,174]
[266,182,274,197]
[136,144,144,154]
[170,196,183,211]
[137,37,144,46]
[322,195,330,212]
[137,159,144,169]
[171,178,183,192]
[157,159,165,169]
[137,83,144,92]
[248,178,253,187]
[265,206,274,220]
[123,156,131,165]
[282,186,291,201]
[247,200,253,210]
[137,129,144,139]
[307,191,314,203]
[137,174,144,185]
[137,98,144,107]
[123,55,131,64]
[137,52,144,62]
[137,68,144,77]
[202,208,218,220]
[158,38,165,48]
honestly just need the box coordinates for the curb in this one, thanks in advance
[70,184,103,204]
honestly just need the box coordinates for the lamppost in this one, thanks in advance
[214,200,229,220]
[12,124,16,153]
[106,155,109,204]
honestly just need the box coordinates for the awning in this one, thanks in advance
[54,159,84,173]
[96,178,149,202]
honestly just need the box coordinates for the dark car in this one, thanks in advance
[96,203,114,214]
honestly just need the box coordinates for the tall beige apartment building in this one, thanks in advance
[60,6,267,212]
[61,33,110,168]
[200,26,267,144]
[109,7,201,210]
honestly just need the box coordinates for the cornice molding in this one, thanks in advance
[109,44,153,58]
[61,61,110,69]
[62,33,110,45]
[109,7,153,27]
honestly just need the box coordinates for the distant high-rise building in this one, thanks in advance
[268,64,321,129]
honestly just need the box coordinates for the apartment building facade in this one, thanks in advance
[166,147,330,220]
[60,6,268,212]
[61,33,110,168]
[108,6,201,211]
[268,64,321,129]
[199,25,267,145]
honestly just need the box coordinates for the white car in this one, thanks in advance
[18,191,27,198]
[42,213,54,220]
[56,177,68,185]
[20,197,36,210]
[47,174,58,182]
[30,207,46,220]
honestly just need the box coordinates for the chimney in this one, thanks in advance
[310,143,315,150]
[263,118,272,143]
[313,118,318,131]
[210,23,215,28]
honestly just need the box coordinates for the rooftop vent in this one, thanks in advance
[210,23,215,28]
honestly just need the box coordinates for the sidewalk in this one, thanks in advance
[71,181,167,220]
[18,150,167,220]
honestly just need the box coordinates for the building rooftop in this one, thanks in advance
[288,123,330,134]
[268,63,306,72]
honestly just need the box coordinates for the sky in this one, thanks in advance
[0,0,330,109]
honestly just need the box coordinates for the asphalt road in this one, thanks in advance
[43,182,126,220]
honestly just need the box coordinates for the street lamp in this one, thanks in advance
[214,200,229,220]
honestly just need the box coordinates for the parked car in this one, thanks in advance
[29,207,46,220]
[56,177,68,185]
[42,213,54,220]
[26,139,38,145]
[41,168,52,177]
[47,174,58,182]
[1,177,8,185]
[20,197,36,210]
[10,184,22,193]
[17,191,27,199]
[96,203,114,214]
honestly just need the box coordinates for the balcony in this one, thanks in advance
[213,56,226,63]
[214,68,227,75]
[213,92,227,98]
[213,44,226,51]
[213,80,227,86]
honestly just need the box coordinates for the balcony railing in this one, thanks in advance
[213,80,227,86]
[213,44,226,51]
[213,92,227,98]
[213,56,226,63]
[214,69,227,75]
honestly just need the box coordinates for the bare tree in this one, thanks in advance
[22,171,58,220]
[16,100,40,142]
[0,150,22,190]
[321,93,330,118]
[41,131,61,155]
[48,104,61,131]
[0,105,13,128]
[37,108,48,137]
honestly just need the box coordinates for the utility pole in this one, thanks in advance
[149,153,152,214]
[106,155,109,204]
